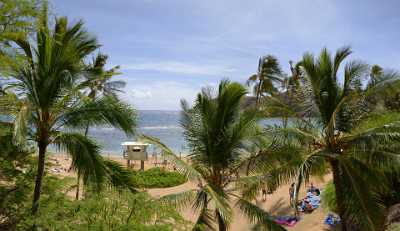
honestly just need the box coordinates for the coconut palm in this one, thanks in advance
[81,53,124,100]
[368,65,384,87]
[74,53,125,199]
[143,80,286,231]
[273,47,400,230]
[3,5,137,214]
[79,52,125,136]
[247,55,283,106]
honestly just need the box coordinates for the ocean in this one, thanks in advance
[57,110,284,157]
[87,110,185,155]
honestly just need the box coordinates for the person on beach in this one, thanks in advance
[197,177,203,188]
[289,183,295,205]
[262,188,267,201]
[308,182,317,193]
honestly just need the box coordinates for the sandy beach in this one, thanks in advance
[48,153,331,231]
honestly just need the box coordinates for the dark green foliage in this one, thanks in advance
[271,47,400,230]
[132,167,187,188]
[247,55,283,105]
[145,80,286,231]
[1,2,137,213]
[11,177,189,231]
[0,123,35,230]
[320,181,337,213]
[0,0,39,75]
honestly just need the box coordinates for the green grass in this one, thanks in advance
[132,167,187,188]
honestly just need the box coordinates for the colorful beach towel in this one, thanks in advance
[324,213,341,227]
[275,216,299,227]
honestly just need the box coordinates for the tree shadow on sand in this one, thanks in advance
[267,198,292,216]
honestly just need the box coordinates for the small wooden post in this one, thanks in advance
[140,160,144,171]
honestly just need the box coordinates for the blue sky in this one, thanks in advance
[52,0,400,110]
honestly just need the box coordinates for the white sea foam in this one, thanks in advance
[139,126,181,130]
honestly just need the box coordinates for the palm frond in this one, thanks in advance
[365,70,400,98]
[102,159,138,192]
[203,184,232,228]
[60,96,137,135]
[193,207,215,231]
[292,150,329,208]
[53,132,106,190]
[236,198,287,231]
[158,189,197,210]
[343,113,400,152]
[140,135,201,179]
[333,46,352,76]
[12,100,30,146]
[339,157,386,230]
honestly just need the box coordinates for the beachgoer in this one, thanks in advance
[289,183,295,205]
[197,177,203,188]
[262,188,267,201]
[308,182,317,193]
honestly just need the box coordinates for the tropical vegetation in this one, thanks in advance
[257,47,400,231]
[1,1,400,231]
[144,80,287,231]
[131,167,187,188]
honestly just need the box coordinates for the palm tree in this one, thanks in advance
[80,52,125,135]
[247,55,283,106]
[81,53,124,100]
[368,65,384,87]
[143,80,286,231]
[276,47,400,230]
[74,53,125,199]
[3,5,136,214]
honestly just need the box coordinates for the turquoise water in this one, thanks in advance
[88,110,185,155]
[59,110,284,156]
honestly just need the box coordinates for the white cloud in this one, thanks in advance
[121,61,236,76]
[120,81,200,110]
[130,89,152,99]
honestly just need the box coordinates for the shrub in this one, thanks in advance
[321,181,337,213]
[12,178,190,231]
[132,167,187,188]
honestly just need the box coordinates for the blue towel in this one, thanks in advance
[324,213,340,226]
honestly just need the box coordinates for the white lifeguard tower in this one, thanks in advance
[122,141,150,170]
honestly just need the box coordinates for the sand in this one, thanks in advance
[48,153,331,231]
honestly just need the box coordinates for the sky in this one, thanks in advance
[52,0,400,110]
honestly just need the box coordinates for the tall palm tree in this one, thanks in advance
[277,47,400,230]
[74,53,125,199]
[247,55,283,106]
[80,52,125,135]
[368,65,384,87]
[81,53,124,100]
[3,5,136,214]
[143,80,286,231]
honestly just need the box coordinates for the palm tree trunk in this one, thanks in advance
[32,140,47,215]
[75,170,81,200]
[84,124,89,137]
[216,211,227,231]
[255,81,262,107]
[330,159,348,231]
